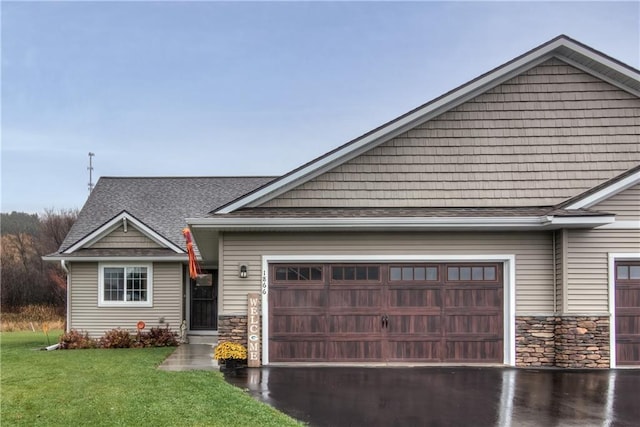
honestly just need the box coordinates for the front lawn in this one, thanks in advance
[0,331,301,426]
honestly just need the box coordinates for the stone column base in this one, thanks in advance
[516,316,610,368]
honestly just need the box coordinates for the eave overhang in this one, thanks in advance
[187,214,615,232]
[43,255,190,262]
[214,35,640,215]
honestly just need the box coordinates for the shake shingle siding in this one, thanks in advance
[262,59,640,208]
[88,225,162,249]
[591,184,640,221]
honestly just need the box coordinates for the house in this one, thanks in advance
[45,35,640,368]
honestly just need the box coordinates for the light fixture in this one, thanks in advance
[239,264,248,278]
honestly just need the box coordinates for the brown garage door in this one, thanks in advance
[616,261,640,366]
[269,263,503,363]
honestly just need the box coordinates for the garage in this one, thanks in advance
[615,261,640,366]
[268,262,503,363]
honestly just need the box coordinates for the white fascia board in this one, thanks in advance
[560,55,640,98]
[565,42,640,85]
[219,38,640,215]
[63,212,184,254]
[217,45,574,214]
[189,216,547,229]
[190,214,615,230]
[43,255,189,262]
[546,215,616,227]
[565,170,640,210]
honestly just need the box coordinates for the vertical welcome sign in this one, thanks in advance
[247,293,260,367]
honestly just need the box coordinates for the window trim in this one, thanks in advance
[98,262,153,307]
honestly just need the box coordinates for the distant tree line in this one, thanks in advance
[1,209,78,312]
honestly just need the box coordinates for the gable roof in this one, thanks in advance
[558,165,640,210]
[214,35,640,214]
[63,210,184,254]
[56,176,274,255]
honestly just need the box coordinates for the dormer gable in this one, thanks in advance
[63,211,184,254]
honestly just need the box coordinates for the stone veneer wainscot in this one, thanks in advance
[217,315,248,346]
[221,314,610,368]
[516,316,610,368]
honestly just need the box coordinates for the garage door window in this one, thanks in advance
[274,266,323,282]
[332,265,380,281]
[447,265,497,281]
[389,265,439,281]
[617,263,640,281]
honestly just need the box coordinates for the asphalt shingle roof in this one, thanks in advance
[58,176,274,254]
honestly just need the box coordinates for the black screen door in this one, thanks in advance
[190,270,218,330]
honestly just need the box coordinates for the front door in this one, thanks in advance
[190,270,218,330]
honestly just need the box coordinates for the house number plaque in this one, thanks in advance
[247,293,261,367]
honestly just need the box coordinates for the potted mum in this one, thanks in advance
[213,341,247,373]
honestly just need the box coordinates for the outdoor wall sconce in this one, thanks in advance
[239,264,248,278]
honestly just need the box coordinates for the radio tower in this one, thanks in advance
[88,152,95,193]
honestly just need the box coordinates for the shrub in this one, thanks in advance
[213,342,247,361]
[59,330,97,349]
[100,328,133,348]
[139,326,179,347]
[59,326,179,350]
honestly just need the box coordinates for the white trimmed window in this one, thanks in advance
[98,263,153,307]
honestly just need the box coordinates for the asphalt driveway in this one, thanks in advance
[225,367,640,426]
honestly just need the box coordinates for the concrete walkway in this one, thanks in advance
[158,344,219,371]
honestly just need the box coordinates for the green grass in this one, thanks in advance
[0,331,302,426]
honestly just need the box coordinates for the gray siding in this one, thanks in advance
[566,229,640,313]
[220,231,554,315]
[89,225,162,249]
[68,262,183,337]
[263,59,640,208]
[591,184,640,221]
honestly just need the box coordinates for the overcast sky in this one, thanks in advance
[2,1,639,214]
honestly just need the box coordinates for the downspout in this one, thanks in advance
[61,260,70,332]
[552,232,557,314]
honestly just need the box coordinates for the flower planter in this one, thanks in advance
[219,358,247,374]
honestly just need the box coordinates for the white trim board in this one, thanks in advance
[64,212,185,254]
[189,215,614,230]
[260,254,516,367]
[566,170,640,210]
[217,36,640,214]
[608,252,640,369]
[44,255,189,262]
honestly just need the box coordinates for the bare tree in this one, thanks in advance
[1,208,78,312]
[39,208,78,254]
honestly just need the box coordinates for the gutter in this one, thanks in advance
[44,255,190,262]
[188,215,615,230]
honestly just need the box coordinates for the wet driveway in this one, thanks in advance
[225,367,640,426]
